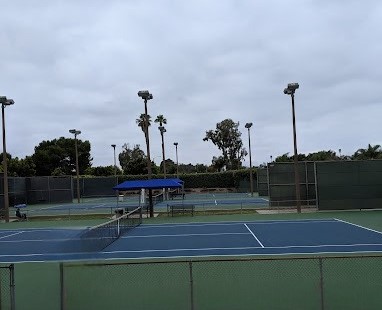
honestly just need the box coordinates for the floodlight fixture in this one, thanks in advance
[245,122,253,129]
[287,83,299,91]
[284,83,299,95]
[69,129,81,135]
[138,90,153,101]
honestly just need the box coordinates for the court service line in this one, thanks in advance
[121,232,249,239]
[0,231,24,240]
[244,224,264,248]
[140,219,336,228]
[334,218,382,235]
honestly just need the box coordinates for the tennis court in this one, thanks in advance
[1,217,382,263]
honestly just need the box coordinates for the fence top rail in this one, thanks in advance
[62,253,382,268]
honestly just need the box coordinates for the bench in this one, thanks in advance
[167,204,195,217]
[169,192,185,200]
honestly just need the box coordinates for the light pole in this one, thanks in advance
[284,82,301,213]
[158,126,167,178]
[338,148,342,160]
[1,96,14,223]
[174,142,179,178]
[245,122,254,197]
[270,155,273,162]
[138,90,154,217]
[111,144,117,177]
[69,129,81,203]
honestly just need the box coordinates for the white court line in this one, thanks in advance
[334,218,382,235]
[121,232,249,239]
[0,231,24,240]
[102,242,382,254]
[244,224,264,248]
[0,238,82,243]
[140,219,337,228]
[3,242,382,261]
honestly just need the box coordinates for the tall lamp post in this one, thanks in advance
[173,142,179,178]
[69,129,81,204]
[158,126,167,178]
[138,90,154,217]
[284,82,301,213]
[111,144,117,177]
[1,96,14,223]
[245,123,254,197]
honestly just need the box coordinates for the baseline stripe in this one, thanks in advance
[334,218,382,235]
[0,231,24,240]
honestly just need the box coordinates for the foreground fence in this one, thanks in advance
[5,255,382,309]
[0,265,15,310]
[60,256,382,310]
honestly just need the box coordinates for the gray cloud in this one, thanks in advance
[1,0,381,168]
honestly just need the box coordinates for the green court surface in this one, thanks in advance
[2,209,382,309]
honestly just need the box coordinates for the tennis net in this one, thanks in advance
[79,206,142,252]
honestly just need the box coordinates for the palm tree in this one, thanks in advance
[353,144,382,160]
[154,114,167,126]
[136,113,152,136]
[154,115,168,177]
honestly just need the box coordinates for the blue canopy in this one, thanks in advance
[113,178,183,191]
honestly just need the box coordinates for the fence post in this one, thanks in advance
[9,264,15,310]
[60,263,66,310]
[319,257,325,310]
[188,262,194,310]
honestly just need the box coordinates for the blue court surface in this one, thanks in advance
[1,218,382,263]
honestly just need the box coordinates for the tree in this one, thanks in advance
[211,156,226,172]
[154,114,167,127]
[305,150,337,161]
[84,166,119,176]
[136,113,152,138]
[275,153,306,162]
[32,137,92,176]
[204,119,247,170]
[119,144,148,175]
[154,114,168,174]
[195,163,208,173]
[353,144,382,160]
[161,159,176,175]
[6,155,36,177]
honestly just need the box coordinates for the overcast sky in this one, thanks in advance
[1,0,381,168]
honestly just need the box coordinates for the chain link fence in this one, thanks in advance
[0,265,15,310]
[56,255,382,310]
